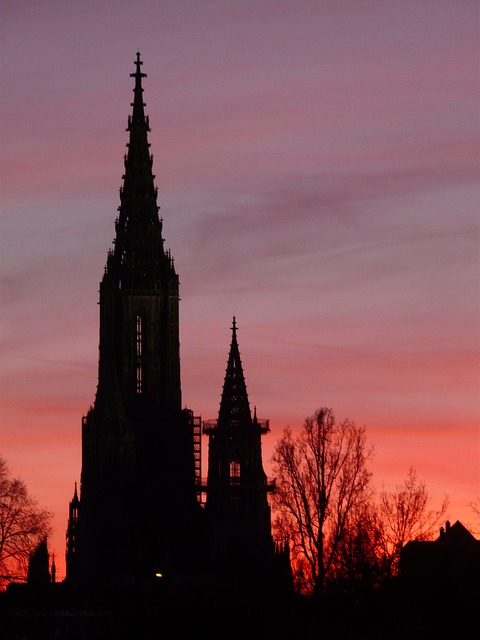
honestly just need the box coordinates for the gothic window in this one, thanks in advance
[136,314,143,394]
[230,457,240,485]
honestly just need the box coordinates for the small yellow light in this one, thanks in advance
[155,572,162,578]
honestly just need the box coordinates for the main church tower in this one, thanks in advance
[71,53,202,590]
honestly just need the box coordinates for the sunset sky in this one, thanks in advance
[1,1,479,581]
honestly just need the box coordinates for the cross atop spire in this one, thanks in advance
[129,51,147,126]
[131,51,146,80]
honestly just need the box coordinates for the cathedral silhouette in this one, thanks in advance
[64,52,290,595]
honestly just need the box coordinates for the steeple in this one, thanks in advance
[107,50,170,292]
[204,318,274,578]
[95,50,181,412]
[217,316,253,429]
[73,54,198,591]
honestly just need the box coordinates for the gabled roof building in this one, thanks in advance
[400,520,480,579]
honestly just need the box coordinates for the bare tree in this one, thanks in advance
[468,497,480,529]
[0,456,52,589]
[270,407,374,597]
[376,466,448,578]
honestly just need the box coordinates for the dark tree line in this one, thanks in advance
[0,405,455,598]
[270,407,449,599]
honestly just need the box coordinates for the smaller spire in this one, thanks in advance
[218,317,251,428]
[70,482,80,511]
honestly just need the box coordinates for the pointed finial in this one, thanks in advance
[129,52,147,120]
[131,51,146,79]
[231,316,238,344]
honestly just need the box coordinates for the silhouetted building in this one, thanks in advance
[204,318,276,580]
[66,53,289,594]
[70,52,204,591]
[27,538,52,587]
[400,520,480,579]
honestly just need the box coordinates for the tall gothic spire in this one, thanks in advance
[75,54,189,590]
[108,51,170,291]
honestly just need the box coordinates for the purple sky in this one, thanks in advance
[1,0,479,580]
